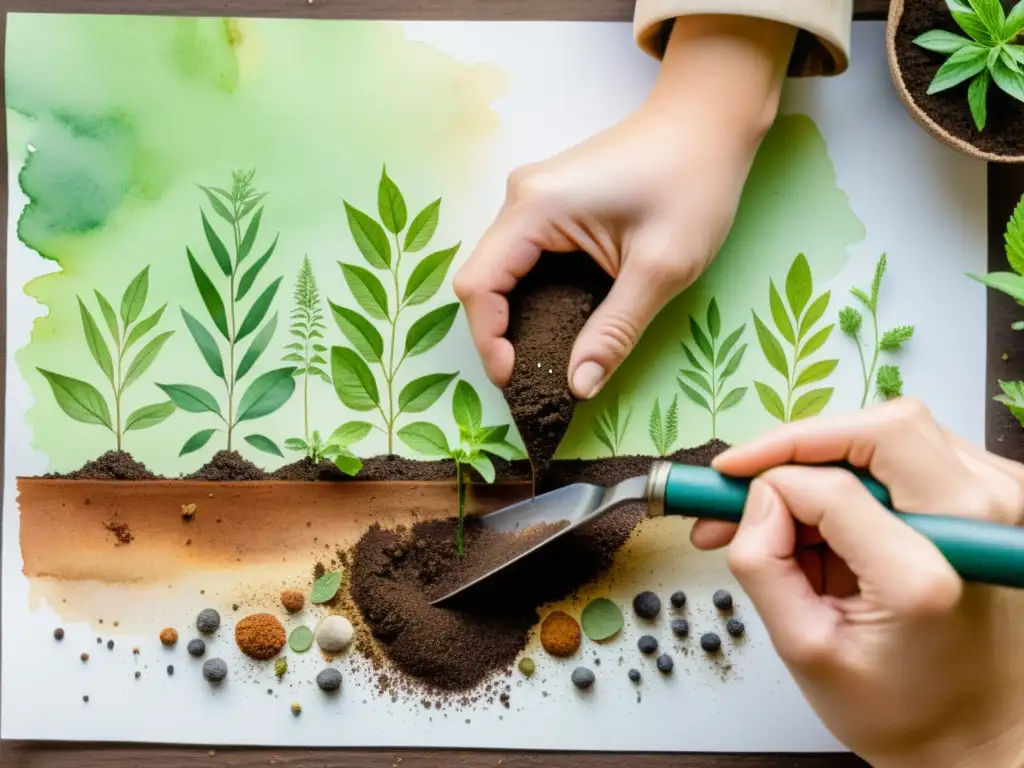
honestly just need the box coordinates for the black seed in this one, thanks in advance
[203,658,228,683]
[628,669,641,683]
[637,635,658,654]
[726,619,745,638]
[134,671,141,679]
[656,653,674,673]
[167,665,175,676]
[187,638,206,657]
[712,589,733,610]
[670,591,687,609]
[316,668,343,692]
[632,591,661,620]
[83,695,89,703]
[571,667,595,690]
[53,628,65,641]
[96,637,102,644]
[670,619,689,637]
[107,640,114,650]
[700,632,722,653]
[196,609,221,635]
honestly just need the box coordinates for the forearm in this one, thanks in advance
[874,721,1024,768]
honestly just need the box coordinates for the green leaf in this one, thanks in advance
[187,248,230,340]
[452,380,483,433]
[798,324,834,361]
[926,44,988,93]
[970,0,1006,38]
[181,309,226,381]
[754,381,786,421]
[991,54,1024,101]
[236,367,296,423]
[404,199,441,252]
[125,304,165,350]
[680,342,706,373]
[311,570,343,604]
[706,298,721,341]
[344,201,391,269]
[953,7,995,42]
[716,325,745,368]
[288,625,314,653]
[689,316,714,362]
[850,286,872,307]
[476,425,510,444]
[648,398,664,454]
[1004,45,1024,72]
[397,422,451,458]
[718,387,747,411]
[785,254,813,319]
[331,346,380,411]
[913,28,974,52]
[1005,194,1024,275]
[769,281,795,344]
[377,166,408,234]
[201,211,233,277]
[795,359,838,388]
[752,311,789,378]
[124,401,176,431]
[120,266,150,326]
[989,44,1003,70]
[581,597,624,642]
[329,421,374,446]
[467,453,495,483]
[399,372,458,413]
[405,303,459,357]
[37,369,112,428]
[664,395,678,449]
[244,433,283,457]
[403,244,460,306]
[340,263,389,320]
[592,420,615,454]
[479,439,524,461]
[791,388,833,420]
[236,276,282,343]
[78,298,114,384]
[798,291,831,338]
[199,185,234,223]
[1006,1,1024,38]
[236,235,278,302]
[677,378,711,412]
[720,343,747,380]
[972,71,992,131]
[329,301,383,362]
[180,428,217,456]
[94,290,119,342]
[122,330,174,390]
[333,450,363,476]
[237,312,277,380]
[237,207,263,264]
[880,325,915,351]
[678,368,712,394]
[968,270,1024,301]
[156,383,223,417]
[285,438,308,451]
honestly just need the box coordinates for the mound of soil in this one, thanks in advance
[895,0,1024,156]
[271,455,534,483]
[502,252,612,477]
[186,451,266,481]
[48,451,158,480]
[349,440,728,692]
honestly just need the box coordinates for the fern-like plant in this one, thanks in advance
[648,395,679,456]
[283,256,330,452]
[593,393,632,457]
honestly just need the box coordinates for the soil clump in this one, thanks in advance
[102,518,134,546]
[235,613,286,660]
[186,451,266,481]
[50,451,157,480]
[271,455,532,482]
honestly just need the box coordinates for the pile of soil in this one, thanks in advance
[502,253,612,476]
[186,451,266,481]
[48,451,157,480]
[270,455,532,483]
[349,440,727,692]
[895,0,1024,156]
[538,440,729,490]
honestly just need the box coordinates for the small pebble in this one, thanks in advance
[83,695,89,703]
[96,637,102,644]
[701,632,722,653]
[187,638,206,657]
[518,658,535,677]
[712,589,733,611]
[316,615,354,653]
[54,628,64,641]
[726,618,745,638]
[316,668,343,692]
[628,669,641,683]
[135,671,141,680]
[80,653,89,662]
[291,702,302,716]
[196,609,221,635]
[159,627,178,647]
[232,603,240,612]
[281,589,305,614]
[656,653,675,673]
[107,640,114,650]
[637,635,658,654]
[669,591,687,609]
[167,665,175,676]
[571,667,595,690]
[632,591,661,620]
[670,619,690,638]
[203,658,228,683]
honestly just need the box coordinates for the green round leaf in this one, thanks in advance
[580,598,623,642]
[288,625,314,653]
[311,570,343,604]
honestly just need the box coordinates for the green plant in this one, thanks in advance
[913,0,1024,132]
[283,256,331,448]
[752,254,838,422]
[676,298,747,438]
[283,430,362,475]
[838,254,914,406]
[648,395,679,456]
[329,165,461,454]
[36,266,176,449]
[397,380,524,555]
[157,170,295,458]
[592,393,632,457]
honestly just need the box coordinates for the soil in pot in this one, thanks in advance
[44,451,158,481]
[895,0,1024,156]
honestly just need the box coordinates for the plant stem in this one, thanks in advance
[710,334,718,440]
[383,233,405,454]
[226,204,241,452]
[854,331,869,408]
[456,461,465,557]
[113,328,124,451]
[861,309,880,408]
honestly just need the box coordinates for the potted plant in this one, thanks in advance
[887,0,1024,162]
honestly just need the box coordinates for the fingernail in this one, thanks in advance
[744,480,777,526]
[572,361,606,399]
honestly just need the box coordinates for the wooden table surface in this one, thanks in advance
[2,0,1016,765]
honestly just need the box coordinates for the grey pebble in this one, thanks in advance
[628,669,641,683]
[196,609,221,635]
[316,668,343,692]
[203,658,228,683]
[53,628,64,641]
[637,635,658,654]
[671,619,690,638]
[726,618,745,637]
[187,638,206,657]
[657,653,674,673]
[701,632,722,653]
[167,665,175,676]
[712,589,733,611]
[571,667,595,690]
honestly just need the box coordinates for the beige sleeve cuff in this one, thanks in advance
[634,0,853,76]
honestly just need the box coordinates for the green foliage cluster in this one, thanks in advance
[37,266,176,449]
[592,393,633,457]
[752,254,838,422]
[647,395,679,456]
[913,0,1024,132]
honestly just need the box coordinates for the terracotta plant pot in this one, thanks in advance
[887,0,1024,163]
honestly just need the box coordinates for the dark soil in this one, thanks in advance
[47,451,157,480]
[103,518,134,545]
[349,439,728,692]
[186,451,267,481]
[896,0,1024,156]
[270,455,533,483]
[502,252,612,477]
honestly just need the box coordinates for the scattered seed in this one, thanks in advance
[670,591,687,609]
[53,628,64,641]
[196,609,221,635]
[637,635,658,654]
[628,669,641,683]
[203,658,228,683]
[670,619,690,638]
[181,503,196,521]
[632,591,661,620]
[135,671,141,680]
[232,604,239,612]
[107,640,114,650]
[701,632,722,653]
[712,589,733,611]
[80,653,89,662]
[291,702,302,716]
[316,668,343,692]
[96,637,102,644]
[571,667,595,690]
[167,665,175,676]
[132,647,140,656]
[83,695,89,703]
[656,653,674,673]
[726,618,745,638]
[518,658,535,677]
[275,658,288,678]
[187,638,207,657]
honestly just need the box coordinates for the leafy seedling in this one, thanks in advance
[311,570,342,604]
[284,430,362,476]
[839,254,914,406]
[648,395,679,456]
[330,165,461,454]
[581,598,624,642]
[592,392,632,457]
[677,297,747,439]
[398,379,525,556]
[37,266,176,449]
[753,254,838,422]
[158,170,295,459]
[913,0,1024,132]
[288,626,314,653]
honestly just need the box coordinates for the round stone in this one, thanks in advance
[637,635,658,654]
[187,638,207,657]
[701,632,722,653]
[571,667,595,690]
[670,619,690,638]
[196,609,221,635]
[669,591,687,609]
[656,653,675,673]
[316,668,343,692]
[632,591,661,620]
[726,619,746,638]
[628,669,641,683]
[712,589,733,611]
[202,658,228,683]
[316,615,354,653]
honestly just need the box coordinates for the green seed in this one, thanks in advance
[275,658,288,678]
[518,657,536,677]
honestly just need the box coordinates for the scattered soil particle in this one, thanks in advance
[235,613,286,660]
[281,589,305,613]
[167,665,175,676]
[502,252,612,476]
[181,504,196,521]
[49,450,158,480]
[159,628,178,647]
[186,451,266,481]
[53,628,64,641]
[291,702,302,716]
[106,640,114,650]
[82,695,89,703]
[80,653,89,662]
[102,519,134,546]
[895,0,1024,157]
[540,611,582,657]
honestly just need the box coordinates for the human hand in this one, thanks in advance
[454,15,796,399]
[697,398,1024,768]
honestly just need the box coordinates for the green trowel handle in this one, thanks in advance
[660,462,1024,590]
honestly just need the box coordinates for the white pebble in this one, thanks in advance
[316,615,354,652]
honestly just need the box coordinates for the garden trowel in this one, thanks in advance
[430,461,1024,604]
